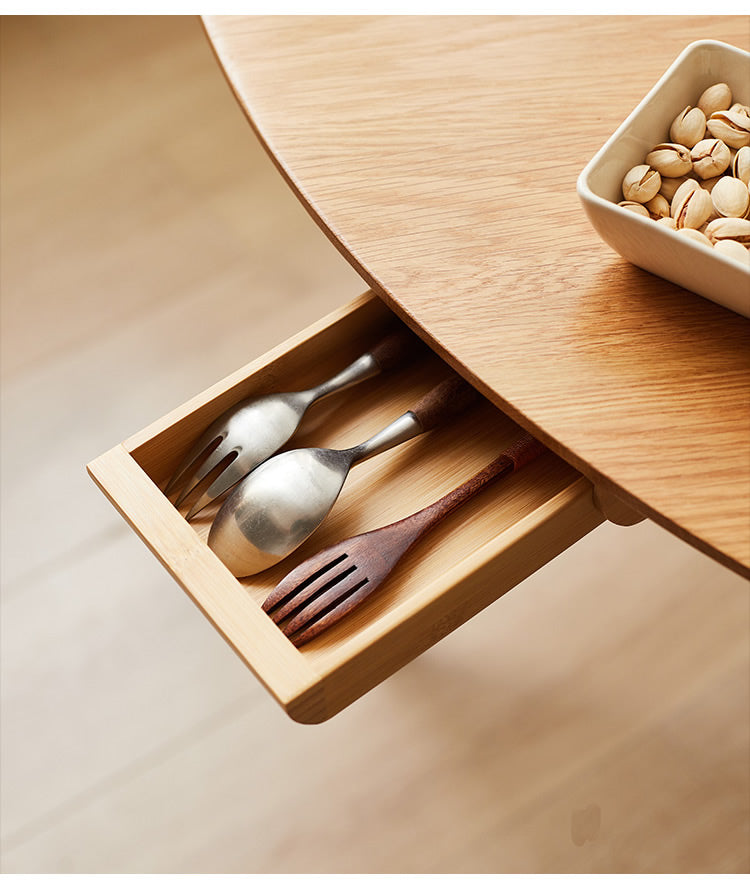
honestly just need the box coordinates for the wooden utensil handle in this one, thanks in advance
[409,432,547,537]
[368,326,424,371]
[498,432,548,471]
[410,374,481,431]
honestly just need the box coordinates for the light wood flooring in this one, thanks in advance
[1,15,748,873]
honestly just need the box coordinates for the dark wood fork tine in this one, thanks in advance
[269,563,357,625]
[285,579,378,646]
[262,552,353,622]
[280,565,373,636]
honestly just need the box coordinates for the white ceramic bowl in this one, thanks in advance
[577,40,750,318]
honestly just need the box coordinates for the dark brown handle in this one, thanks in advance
[410,374,481,432]
[495,432,547,472]
[368,326,424,372]
[406,432,547,539]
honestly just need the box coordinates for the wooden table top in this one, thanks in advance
[204,15,750,577]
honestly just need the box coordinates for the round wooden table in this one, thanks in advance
[204,15,750,577]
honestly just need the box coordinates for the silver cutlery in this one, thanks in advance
[207,375,479,576]
[166,327,419,519]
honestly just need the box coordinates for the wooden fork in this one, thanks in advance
[261,432,546,646]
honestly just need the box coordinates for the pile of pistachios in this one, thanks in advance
[619,81,750,267]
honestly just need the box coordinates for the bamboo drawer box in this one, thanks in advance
[88,292,605,724]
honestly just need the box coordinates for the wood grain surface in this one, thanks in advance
[2,17,748,873]
[203,15,750,577]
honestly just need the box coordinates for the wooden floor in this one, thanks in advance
[1,16,748,873]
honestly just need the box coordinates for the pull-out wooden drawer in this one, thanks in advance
[88,291,604,723]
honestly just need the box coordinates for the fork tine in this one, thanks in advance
[273,561,358,625]
[282,570,367,633]
[181,452,242,520]
[284,578,376,646]
[165,433,224,497]
[184,452,254,520]
[262,553,353,623]
[174,439,234,507]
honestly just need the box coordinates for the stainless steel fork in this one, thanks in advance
[166,326,421,519]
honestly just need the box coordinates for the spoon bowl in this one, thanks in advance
[208,376,478,577]
[208,446,356,575]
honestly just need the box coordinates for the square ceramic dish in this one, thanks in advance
[577,40,750,318]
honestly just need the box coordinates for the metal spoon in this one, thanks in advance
[207,375,478,577]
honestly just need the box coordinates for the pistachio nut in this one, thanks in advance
[669,106,706,148]
[621,164,661,202]
[676,227,712,247]
[705,216,750,246]
[732,145,750,185]
[713,238,750,267]
[656,216,677,229]
[618,200,650,217]
[730,103,750,119]
[706,109,750,150]
[659,174,692,201]
[645,193,671,219]
[699,175,722,195]
[711,176,750,219]
[697,82,732,117]
[672,183,713,229]
[670,177,700,208]
[645,142,693,177]
[690,138,731,179]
